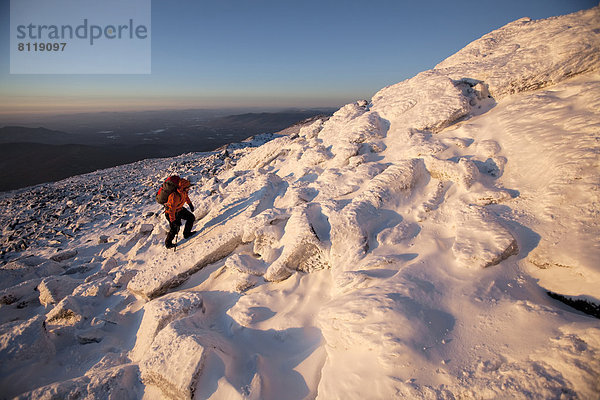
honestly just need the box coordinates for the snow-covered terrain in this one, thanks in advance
[1,6,599,399]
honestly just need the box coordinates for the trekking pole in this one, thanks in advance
[174,231,178,252]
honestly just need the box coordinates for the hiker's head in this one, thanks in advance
[166,175,180,185]
[178,179,192,192]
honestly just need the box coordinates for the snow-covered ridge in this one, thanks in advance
[2,7,600,399]
[435,6,600,98]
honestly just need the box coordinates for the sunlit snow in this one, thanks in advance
[1,6,599,399]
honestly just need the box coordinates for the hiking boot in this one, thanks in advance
[165,242,176,249]
[183,231,197,239]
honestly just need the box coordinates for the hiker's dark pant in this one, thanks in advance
[165,208,195,245]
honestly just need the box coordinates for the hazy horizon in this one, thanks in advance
[0,105,339,123]
[0,94,352,116]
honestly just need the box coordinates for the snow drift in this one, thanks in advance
[1,6,599,400]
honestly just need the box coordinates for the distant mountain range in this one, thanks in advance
[0,126,82,145]
[0,109,335,191]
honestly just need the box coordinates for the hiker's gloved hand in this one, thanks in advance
[189,204,195,212]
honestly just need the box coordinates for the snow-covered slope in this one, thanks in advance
[1,6,599,399]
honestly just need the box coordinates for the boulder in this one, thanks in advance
[0,258,64,290]
[139,319,207,400]
[0,315,54,370]
[38,275,81,307]
[130,291,204,362]
[16,364,141,400]
[50,249,78,262]
[452,205,519,268]
[0,278,41,306]
[46,296,94,327]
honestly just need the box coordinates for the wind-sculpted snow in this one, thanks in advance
[2,7,600,399]
[424,155,480,189]
[316,278,457,398]
[435,6,600,99]
[316,102,387,166]
[263,205,329,282]
[371,70,471,134]
[329,159,426,271]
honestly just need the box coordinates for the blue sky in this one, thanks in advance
[0,0,597,114]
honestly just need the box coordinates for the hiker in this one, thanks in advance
[163,177,196,249]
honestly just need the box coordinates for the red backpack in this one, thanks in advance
[156,175,180,204]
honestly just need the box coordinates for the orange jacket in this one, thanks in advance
[165,188,193,222]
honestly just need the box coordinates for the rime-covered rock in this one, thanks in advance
[264,205,329,282]
[76,327,104,344]
[101,257,118,272]
[72,276,114,298]
[424,155,480,189]
[16,364,141,400]
[112,269,137,287]
[224,253,268,276]
[0,315,54,370]
[0,278,41,306]
[0,258,64,291]
[130,292,205,362]
[329,159,426,270]
[316,105,387,166]
[50,249,78,262]
[45,295,94,327]
[452,205,519,268]
[139,319,207,400]
[37,275,81,307]
[371,70,471,133]
[128,228,243,300]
